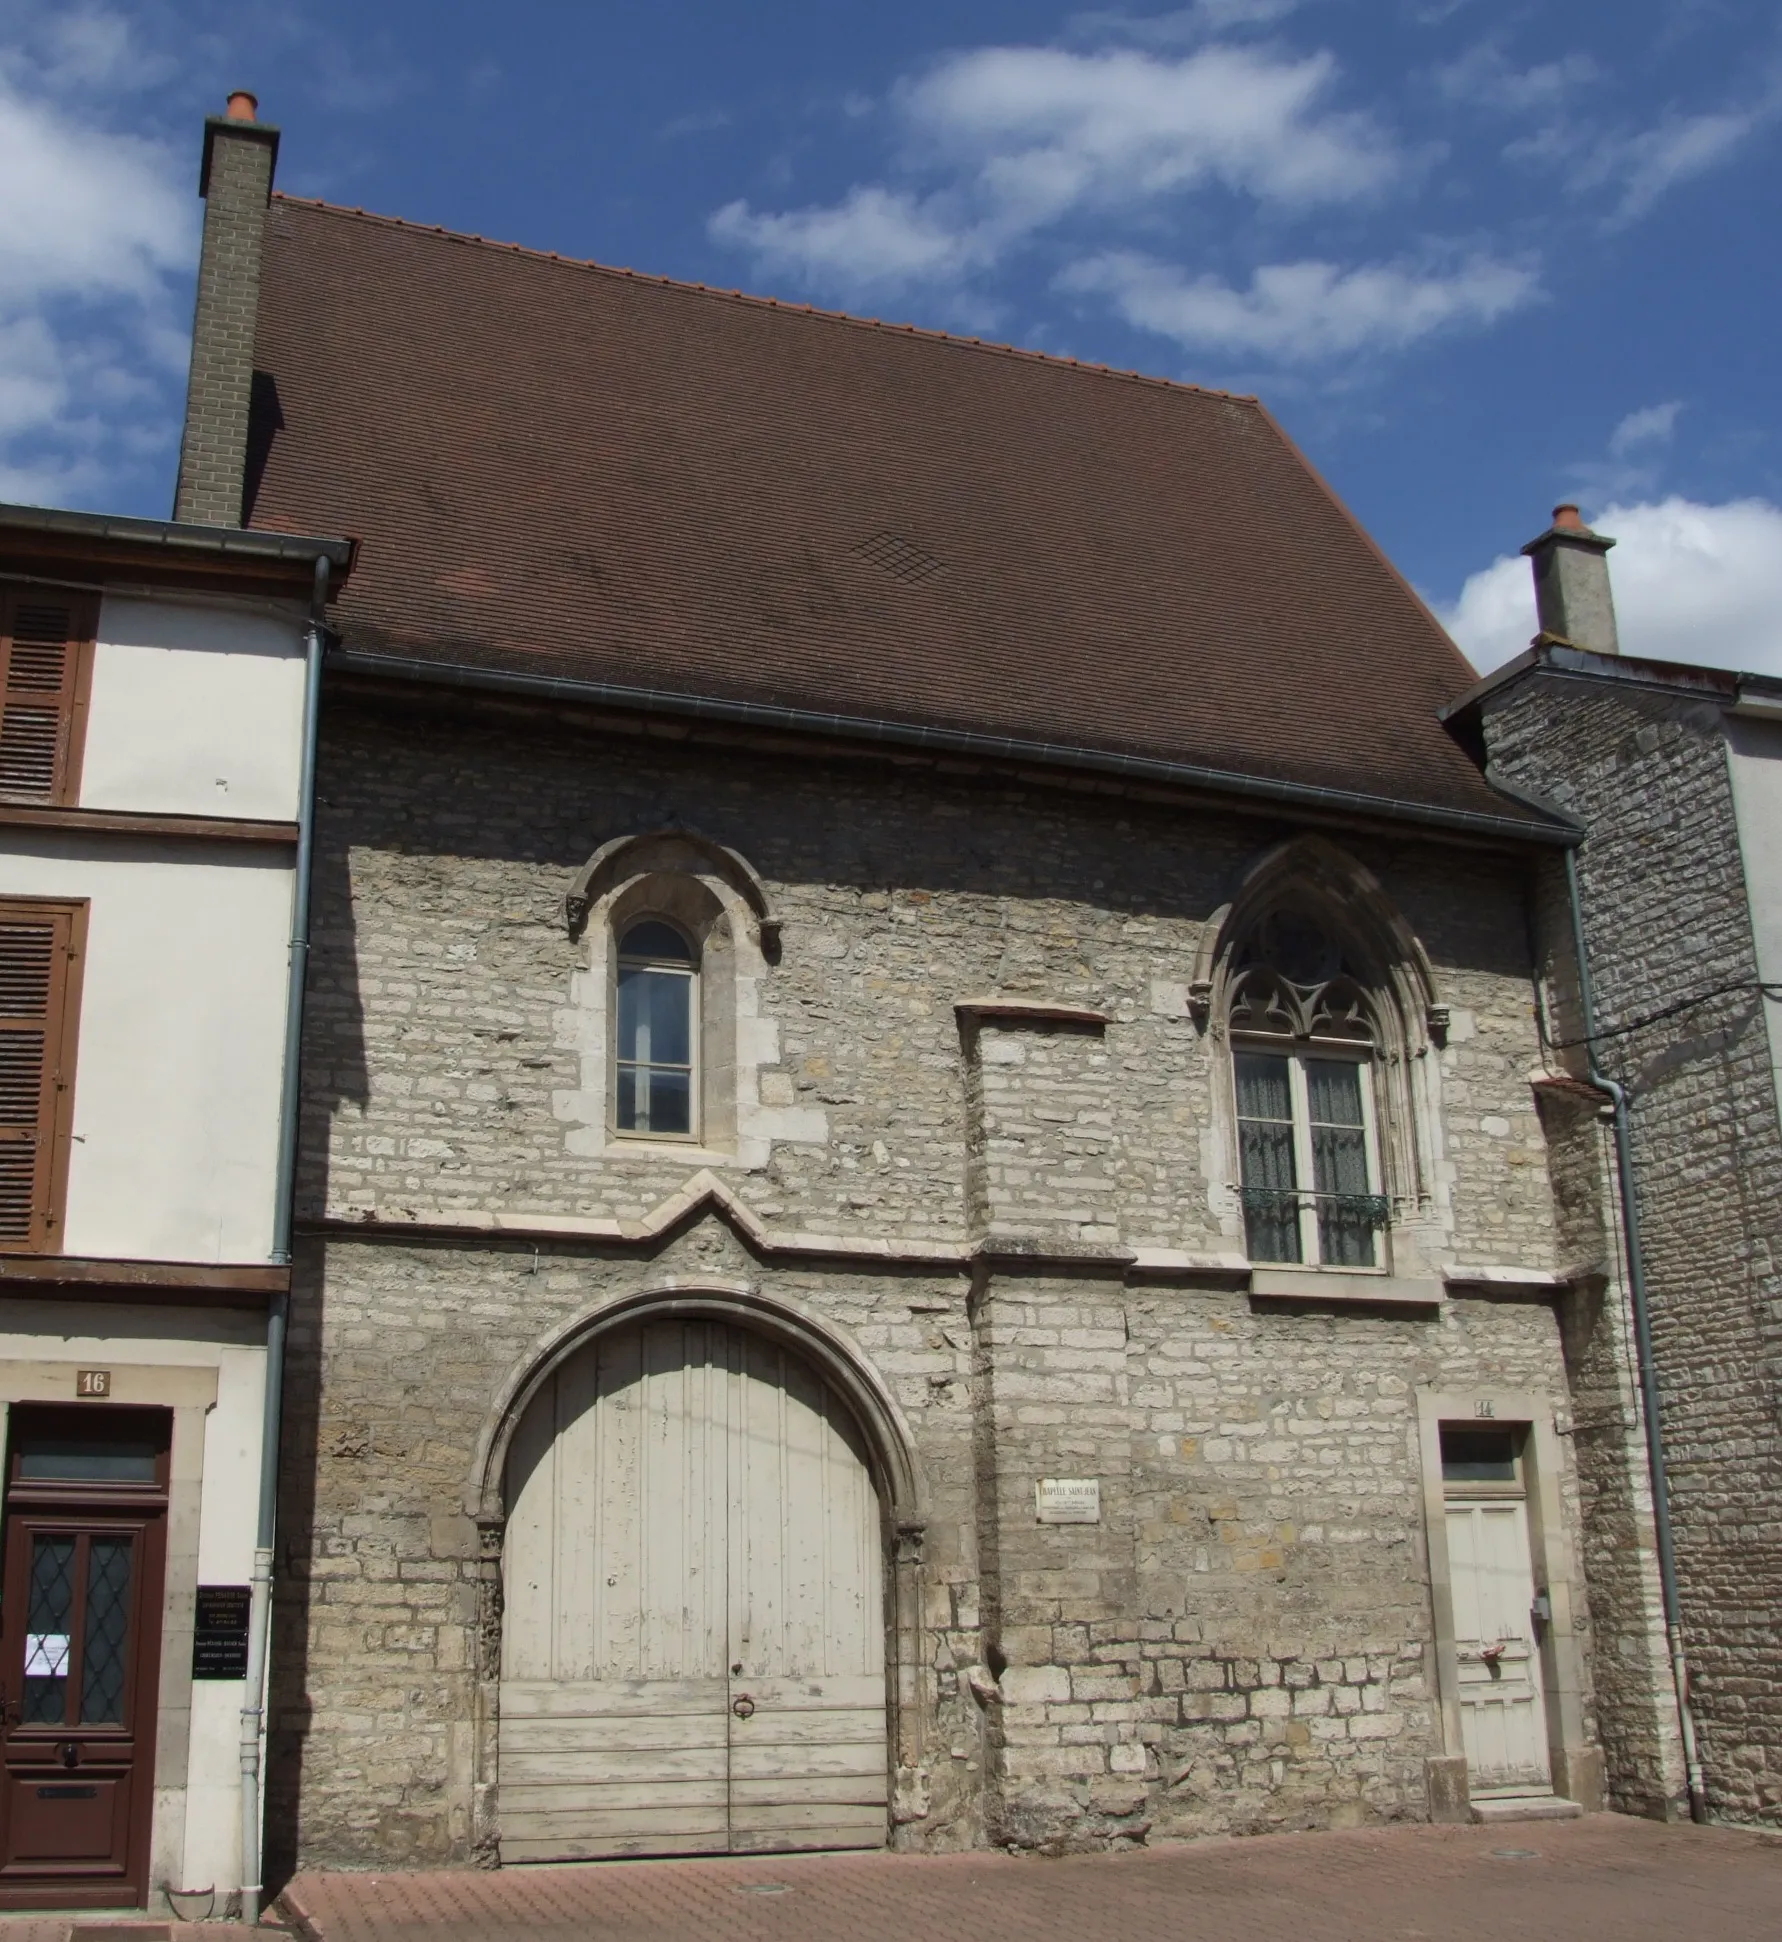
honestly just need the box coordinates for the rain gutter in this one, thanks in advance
[328,648,1578,848]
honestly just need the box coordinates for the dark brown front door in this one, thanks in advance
[0,1406,169,1910]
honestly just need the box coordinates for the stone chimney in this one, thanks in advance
[1520,503,1619,656]
[172,92,280,528]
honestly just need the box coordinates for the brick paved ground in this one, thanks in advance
[0,1924,276,1942]
[272,1817,1779,1942]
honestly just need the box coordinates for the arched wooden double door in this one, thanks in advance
[499,1319,888,1860]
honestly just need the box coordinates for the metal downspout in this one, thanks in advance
[240,553,329,1922]
[1563,845,1707,1822]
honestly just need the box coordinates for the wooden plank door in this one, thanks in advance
[725,1331,885,1853]
[1446,1498,1550,1791]
[500,1320,887,1861]
[500,1325,730,1859]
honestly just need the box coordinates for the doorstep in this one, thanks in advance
[1470,1792,1585,1824]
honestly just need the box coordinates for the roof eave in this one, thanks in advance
[0,502,354,600]
[329,646,1578,848]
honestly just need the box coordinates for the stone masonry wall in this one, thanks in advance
[1486,673,1782,1824]
[273,691,1597,1871]
[303,694,1562,1272]
[976,1276,1583,1849]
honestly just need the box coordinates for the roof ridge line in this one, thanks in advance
[270,193,1262,406]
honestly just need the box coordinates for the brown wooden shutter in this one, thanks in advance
[0,586,97,804]
[0,900,85,1251]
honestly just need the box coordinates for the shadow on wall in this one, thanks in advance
[264,1234,325,1898]
[300,687,1535,1138]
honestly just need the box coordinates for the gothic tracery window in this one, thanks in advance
[1228,910,1389,1268]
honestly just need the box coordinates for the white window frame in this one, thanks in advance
[612,921,701,1143]
[1232,1036,1386,1270]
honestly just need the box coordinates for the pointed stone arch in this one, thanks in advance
[467,1277,927,1532]
[464,1279,930,1863]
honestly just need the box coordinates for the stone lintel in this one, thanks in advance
[955,997,1112,1028]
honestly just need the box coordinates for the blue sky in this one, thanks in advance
[3,0,1780,672]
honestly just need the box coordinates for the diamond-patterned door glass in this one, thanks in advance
[22,1534,74,1725]
[81,1537,134,1725]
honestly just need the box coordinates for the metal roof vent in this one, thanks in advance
[853,530,945,585]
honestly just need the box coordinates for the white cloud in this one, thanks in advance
[710,40,1393,299]
[1564,400,1685,508]
[1443,497,1782,677]
[1506,80,1780,223]
[1608,400,1682,457]
[0,36,195,508]
[902,44,1391,210]
[1605,105,1771,221]
[1437,42,1596,118]
[1059,249,1537,360]
[0,72,192,306]
[1063,3,1308,51]
[709,187,991,295]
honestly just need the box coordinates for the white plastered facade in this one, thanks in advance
[0,587,305,1911]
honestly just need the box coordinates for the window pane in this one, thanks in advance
[1236,1053,1300,1264]
[1308,1061,1375,1265]
[16,1437,158,1483]
[1441,1428,1517,1482]
[617,964,647,1063]
[1311,1124,1369,1199]
[643,969,691,1067]
[1316,1196,1377,1268]
[620,919,693,964]
[24,1534,74,1726]
[1235,1053,1292,1122]
[616,1065,641,1131]
[1238,1117,1297,1193]
[644,1069,692,1137]
[617,965,691,1069]
[81,1537,134,1725]
[1306,1058,1364,1128]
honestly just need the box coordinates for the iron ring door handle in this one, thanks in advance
[732,1695,755,1719]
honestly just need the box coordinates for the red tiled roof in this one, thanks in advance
[247,196,1531,826]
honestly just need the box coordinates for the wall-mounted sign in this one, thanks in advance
[192,1585,252,1680]
[75,1370,110,1398]
[1035,1478,1101,1524]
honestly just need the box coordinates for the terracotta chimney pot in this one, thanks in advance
[225,90,259,123]
[1552,503,1586,532]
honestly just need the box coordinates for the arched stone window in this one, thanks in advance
[614,917,698,1138]
[1197,839,1445,1273]
[556,829,827,1168]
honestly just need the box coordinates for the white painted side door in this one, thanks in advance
[1446,1497,1550,1790]
[500,1320,886,1860]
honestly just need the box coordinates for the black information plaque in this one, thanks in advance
[192,1584,252,1680]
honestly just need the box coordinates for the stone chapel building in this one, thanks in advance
[173,100,1699,1873]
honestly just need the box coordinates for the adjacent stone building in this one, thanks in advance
[1449,507,1782,1826]
[169,102,1705,1876]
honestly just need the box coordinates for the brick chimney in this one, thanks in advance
[172,92,280,528]
[1520,503,1619,656]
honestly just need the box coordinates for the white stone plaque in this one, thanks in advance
[1035,1478,1101,1524]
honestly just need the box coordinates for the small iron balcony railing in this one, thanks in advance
[1239,1188,1392,1229]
